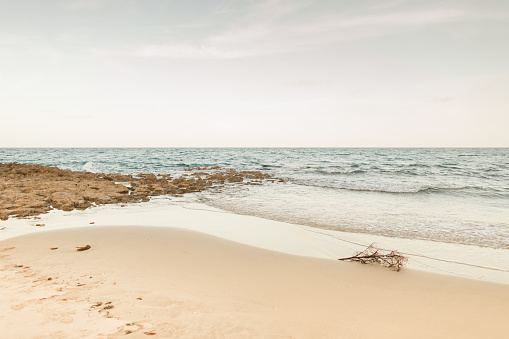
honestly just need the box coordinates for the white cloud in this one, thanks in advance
[337,10,463,27]
[65,0,134,10]
[135,42,247,59]
[133,2,470,59]
[0,32,35,47]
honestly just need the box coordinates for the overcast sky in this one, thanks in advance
[1,0,508,147]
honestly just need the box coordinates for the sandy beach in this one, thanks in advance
[1,163,509,338]
[2,0,508,334]
[2,224,509,338]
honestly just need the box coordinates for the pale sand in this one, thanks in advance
[1,226,509,338]
[3,199,509,284]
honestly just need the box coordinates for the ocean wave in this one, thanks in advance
[344,185,468,194]
[407,163,431,167]
[316,169,365,175]
[292,181,467,194]
[334,186,429,194]
[438,164,462,170]
[387,170,421,176]
[82,161,97,173]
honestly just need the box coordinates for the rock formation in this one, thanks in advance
[0,163,282,220]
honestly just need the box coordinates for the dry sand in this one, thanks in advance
[1,225,508,338]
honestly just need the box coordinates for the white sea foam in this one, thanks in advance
[82,161,97,172]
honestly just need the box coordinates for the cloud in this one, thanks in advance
[336,10,463,27]
[0,32,35,47]
[135,42,247,59]
[133,1,471,60]
[65,0,134,10]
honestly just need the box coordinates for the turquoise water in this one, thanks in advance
[1,148,508,249]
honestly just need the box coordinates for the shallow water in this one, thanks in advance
[1,147,508,249]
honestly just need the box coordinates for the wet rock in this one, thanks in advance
[0,163,283,220]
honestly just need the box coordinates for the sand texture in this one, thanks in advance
[1,226,508,338]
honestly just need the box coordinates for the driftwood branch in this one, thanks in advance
[338,244,408,271]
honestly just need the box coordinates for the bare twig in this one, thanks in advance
[338,243,408,271]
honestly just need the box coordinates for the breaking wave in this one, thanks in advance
[82,161,97,173]
[293,181,468,194]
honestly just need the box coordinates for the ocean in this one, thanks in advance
[1,148,508,250]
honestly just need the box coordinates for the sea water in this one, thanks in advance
[1,148,508,250]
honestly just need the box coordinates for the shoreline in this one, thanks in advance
[2,162,509,336]
[2,225,509,338]
[2,197,509,285]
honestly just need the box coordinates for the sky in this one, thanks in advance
[1,0,508,147]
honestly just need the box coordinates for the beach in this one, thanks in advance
[2,0,508,334]
[1,158,509,337]
[2,198,509,338]
[2,224,509,338]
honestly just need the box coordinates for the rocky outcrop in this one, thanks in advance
[0,163,282,220]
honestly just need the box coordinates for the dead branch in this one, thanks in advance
[338,243,408,271]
